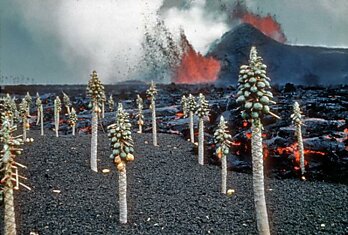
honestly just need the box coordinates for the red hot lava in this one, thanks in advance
[174,32,221,84]
[232,1,287,43]
[241,13,286,43]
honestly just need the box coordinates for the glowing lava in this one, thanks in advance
[174,31,221,84]
[241,13,286,43]
[231,1,287,43]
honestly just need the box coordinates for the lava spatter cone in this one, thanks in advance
[107,103,135,224]
[236,46,280,235]
[214,116,232,194]
[195,93,209,165]
[68,107,78,136]
[54,96,62,138]
[86,70,105,172]
[291,101,305,178]
[135,94,144,134]
[35,93,44,136]
[19,98,29,142]
[62,92,72,115]
[0,115,27,235]
[146,81,158,146]
[187,94,197,143]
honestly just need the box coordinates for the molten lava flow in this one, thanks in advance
[241,13,286,43]
[175,112,184,119]
[174,31,221,84]
[263,144,269,160]
[231,1,287,43]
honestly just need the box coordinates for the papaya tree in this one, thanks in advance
[214,116,232,194]
[54,96,61,137]
[0,115,27,235]
[35,93,44,136]
[24,92,32,116]
[236,46,279,235]
[9,97,19,126]
[19,99,29,142]
[135,95,144,133]
[187,94,196,143]
[108,95,115,112]
[62,92,72,114]
[291,101,305,178]
[195,93,209,165]
[68,107,78,136]
[146,81,158,146]
[180,95,188,118]
[107,103,135,224]
[86,70,105,172]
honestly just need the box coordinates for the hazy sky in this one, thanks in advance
[1,0,347,84]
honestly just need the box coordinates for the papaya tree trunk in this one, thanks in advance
[22,118,26,141]
[119,167,127,224]
[221,154,227,194]
[66,106,71,115]
[40,105,44,136]
[189,111,194,143]
[4,183,16,235]
[251,120,270,235]
[72,124,76,136]
[55,111,59,137]
[101,102,105,118]
[296,124,305,176]
[36,108,40,125]
[198,118,204,165]
[91,109,98,172]
[151,99,157,146]
[138,122,142,134]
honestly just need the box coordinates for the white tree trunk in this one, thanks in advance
[102,102,105,118]
[4,185,16,235]
[40,105,44,136]
[91,110,98,172]
[138,122,142,134]
[296,125,305,176]
[251,120,270,235]
[119,167,127,224]
[55,112,59,137]
[72,124,76,136]
[151,99,157,146]
[189,111,194,143]
[198,118,204,165]
[66,106,71,115]
[221,154,227,194]
[23,118,26,141]
[36,108,40,125]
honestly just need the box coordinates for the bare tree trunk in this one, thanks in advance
[138,122,142,134]
[23,118,26,141]
[102,103,105,119]
[151,99,157,146]
[55,111,59,137]
[119,167,127,224]
[72,124,76,136]
[91,110,98,172]
[251,120,270,235]
[4,184,16,235]
[40,105,44,136]
[221,154,227,194]
[36,108,40,125]
[198,118,204,165]
[296,125,305,176]
[66,106,71,115]
[189,111,194,143]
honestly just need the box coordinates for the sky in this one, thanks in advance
[0,0,347,84]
